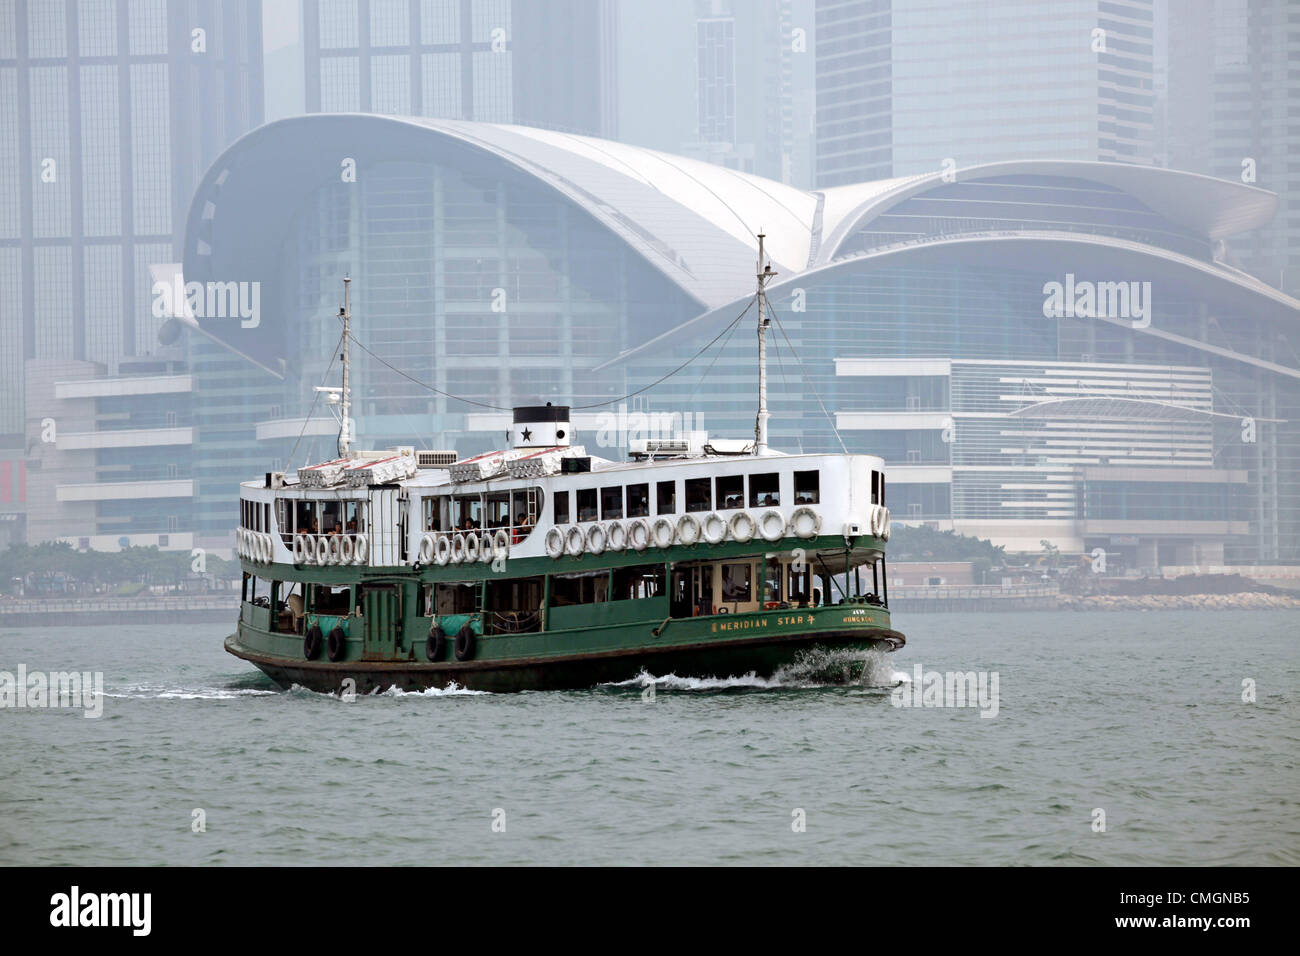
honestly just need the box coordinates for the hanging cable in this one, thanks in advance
[286,327,346,468]
[765,303,848,453]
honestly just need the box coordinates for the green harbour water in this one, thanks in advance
[1,610,1296,866]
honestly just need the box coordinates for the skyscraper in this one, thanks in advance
[1165,0,1298,299]
[814,0,1156,186]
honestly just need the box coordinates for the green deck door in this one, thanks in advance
[363,586,400,660]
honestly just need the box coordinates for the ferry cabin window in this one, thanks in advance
[716,475,743,510]
[319,501,342,534]
[511,489,538,533]
[423,496,444,532]
[453,495,481,531]
[750,472,780,507]
[612,564,666,600]
[794,470,820,505]
[486,492,511,529]
[311,584,351,615]
[295,501,315,534]
[434,582,477,615]
[343,500,362,533]
[656,480,676,514]
[576,488,598,522]
[277,499,291,537]
[879,473,885,506]
[551,570,609,606]
[626,483,649,518]
[553,489,571,524]
[871,470,878,506]
[601,486,623,520]
[763,559,782,603]
[685,477,712,512]
[787,565,811,606]
[721,563,752,602]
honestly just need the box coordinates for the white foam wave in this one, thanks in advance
[601,647,905,692]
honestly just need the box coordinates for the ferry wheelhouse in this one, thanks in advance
[225,242,903,693]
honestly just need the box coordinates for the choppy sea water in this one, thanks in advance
[1,611,1296,866]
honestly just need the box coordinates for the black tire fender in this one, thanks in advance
[453,623,476,662]
[326,625,347,662]
[303,624,323,661]
[426,625,447,662]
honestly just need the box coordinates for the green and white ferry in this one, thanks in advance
[226,242,903,693]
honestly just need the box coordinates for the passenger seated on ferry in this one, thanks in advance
[459,518,476,531]
[512,512,532,542]
[724,494,742,508]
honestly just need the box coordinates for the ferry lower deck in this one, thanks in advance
[227,536,902,693]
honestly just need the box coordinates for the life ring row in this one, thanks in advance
[416,530,510,567]
[869,505,892,540]
[291,532,370,566]
[236,528,276,564]
[543,507,824,559]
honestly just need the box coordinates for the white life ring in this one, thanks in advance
[491,529,510,561]
[790,506,821,539]
[870,505,886,537]
[478,530,496,563]
[315,536,330,565]
[627,518,650,552]
[261,533,273,564]
[677,513,702,545]
[729,511,756,543]
[464,532,480,563]
[353,534,369,564]
[606,521,627,552]
[418,533,436,564]
[880,507,891,541]
[565,525,586,556]
[328,535,344,565]
[545,526,565,559]
[651,517,675,548]
[758,510,786,542]
[292,533,308,564]
[701,512,727,545]
[451,533,466,564]
[434,533,452,566]
[236,528,246,558]
[586,522,607,555]
[339,535,355,564]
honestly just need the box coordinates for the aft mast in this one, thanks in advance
[754,233,776,455]
[339,275,352,456]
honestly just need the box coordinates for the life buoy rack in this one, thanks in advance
[790,506,821,539]
[729,510,756,543]
[303,624,323,660]
[545,526,565,558]
[426,625,446,662]
[454,623,476,662]
[652,517,675,548]
[606,521,627,552]
[627,518,650,551]
[586,523,607,555]
[701,512,727,545]
[677,513,702,545]
[564,525,586,556]
[434,533,452,566]
[758,509,786,542]
[326,625,347,662]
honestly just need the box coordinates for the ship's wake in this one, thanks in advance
[601,647,907,693]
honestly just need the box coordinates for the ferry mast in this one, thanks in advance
[339,275,352,455]
[755,232,777,455]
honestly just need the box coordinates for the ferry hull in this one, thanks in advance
[225,626,904,694]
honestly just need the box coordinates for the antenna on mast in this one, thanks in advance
[755,233,776,455]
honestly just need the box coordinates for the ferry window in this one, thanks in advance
[577,488,598,522]
[453,496,481,531]
[871,470,879,506]
[423,497,444,532]
[879,473,885,506]
[512,489,539,538]
[612,564,666,600]
[277,499,291,537]
[601,486,623,520]
[763,559,782,603]
[554,489,571,524]
[656,480,676,514]
[311,584,351,615]
[787,565,811,606]
[264,502,271,532]
[343,500,362,534]
[750,472,780,507]
[435,582,478,614]
[486,492,511,529]
[794,470,820,504]
[721,563,752,602]
[295,501,314,534]
[627,483,649,518]
[320,501,342,534]
[685,477,712,512]
[551,571,609,606]
[716,475,743,510]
